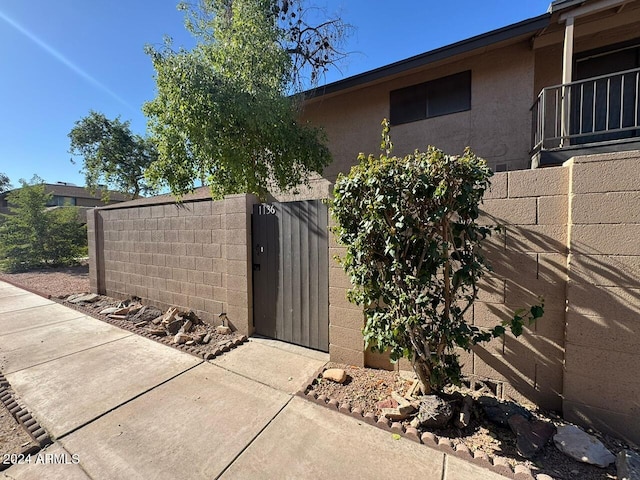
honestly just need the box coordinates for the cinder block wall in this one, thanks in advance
[88,193,257,335]
[471,167,568,412]
[563,151,640,446]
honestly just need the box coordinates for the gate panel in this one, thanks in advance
[252,200,329,351]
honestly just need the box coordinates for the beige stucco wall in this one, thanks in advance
[302,39,536,180]
[87,194,257,335]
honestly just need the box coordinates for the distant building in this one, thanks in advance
[0,182,130,222]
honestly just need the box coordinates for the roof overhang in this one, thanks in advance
[302,13,551,100]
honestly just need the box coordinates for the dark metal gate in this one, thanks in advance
[251,200,329,351]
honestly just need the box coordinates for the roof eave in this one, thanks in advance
[302,13,551,100]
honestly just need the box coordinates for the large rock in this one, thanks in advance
[553,424,615,468]
[415,395,453,429]
[165,319,183,335]
[478,396,532,428]
[617,449,640,480]
[508,414,556,459]
[322,368,347,383]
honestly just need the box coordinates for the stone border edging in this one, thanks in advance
[54,298,249,361]
[0,373,51,471]
[297,368,538,480]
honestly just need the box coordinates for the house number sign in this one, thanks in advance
[258,204,276,215]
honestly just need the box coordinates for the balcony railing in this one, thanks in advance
[532,67,640,152]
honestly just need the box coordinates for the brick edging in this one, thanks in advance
[54,298,249,361]
[297,369,536,480]
[0,373,51,471]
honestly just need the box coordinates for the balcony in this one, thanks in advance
[531,67,640,166]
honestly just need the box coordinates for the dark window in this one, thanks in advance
[390,71,471,125]
[47,195,76,207]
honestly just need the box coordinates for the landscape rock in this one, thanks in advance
[68,293,100,304]
[147,328,166,337]
[165,320,183,335]
[478,396,532,428]
[173,333,191,345]
[162,307,178,323]
[508,414,556,459]
[617,449,640,480]
[382,407,412,421]
[216,325,232,335]
[202,333,212,344]
[415,395,453,429]
[322,368,347,384]
[193,333,205,344]
[553,424,615,467]
[375,398,398,411]
[185,340,195,346]
[99,307,119,315]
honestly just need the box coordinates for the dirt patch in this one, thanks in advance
[310,363,630,480]
[0,402,37,471]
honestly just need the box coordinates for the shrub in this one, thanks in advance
[0,177,87,272]
[331,120,543,394]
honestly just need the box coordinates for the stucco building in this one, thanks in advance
[297,0,640,190]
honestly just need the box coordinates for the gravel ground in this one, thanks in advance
[0,265,90,298]
[312,362,628,480]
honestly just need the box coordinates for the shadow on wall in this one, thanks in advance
[471,218,640,423]
[472,222,567,412]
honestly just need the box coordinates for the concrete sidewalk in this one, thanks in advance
[0,281,508,480]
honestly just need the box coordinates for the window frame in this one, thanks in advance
[389,70,472,126]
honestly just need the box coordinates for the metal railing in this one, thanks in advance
[532,67,640,152]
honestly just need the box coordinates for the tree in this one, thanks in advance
[0,173,10,193]
[331,121,543,394]
[68,111,159,200]
[0,176,87,272]
[143,0,348,199]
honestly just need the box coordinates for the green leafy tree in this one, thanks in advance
[0,177,87,272]
[69,111,159,200]
[331,121,543,394]
[0,173,10,193]
[143,0,347,199]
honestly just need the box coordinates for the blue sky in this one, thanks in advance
[0,1,550,188]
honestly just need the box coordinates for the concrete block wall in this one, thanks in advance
[471,167,569,412]
[88,194,257,336]
[563,151,640,446]
[328,214,366,366]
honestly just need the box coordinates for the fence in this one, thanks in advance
[88,150,640,446]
